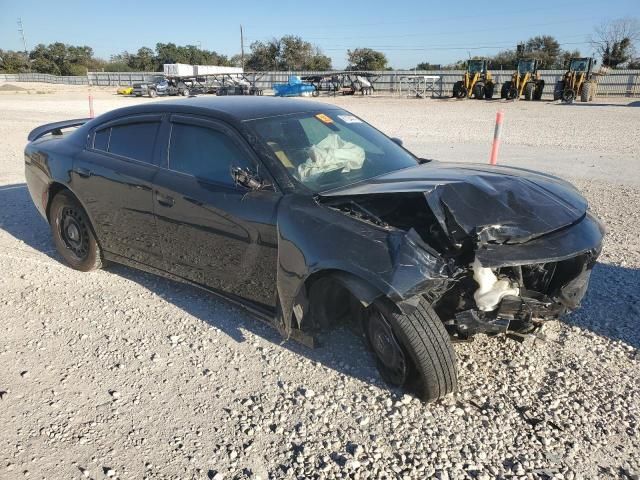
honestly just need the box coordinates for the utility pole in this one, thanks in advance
[17,18,28,55]
[240,25,245,70]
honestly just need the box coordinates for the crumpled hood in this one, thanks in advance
[319,161,588,245]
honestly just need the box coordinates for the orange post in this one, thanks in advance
[489,110,504,165]
[88,93,94,118]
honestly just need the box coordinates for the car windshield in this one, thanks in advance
[570,59,588,72]
[468,61,484,73]
[247,110,418,192]
[518,60,536,74]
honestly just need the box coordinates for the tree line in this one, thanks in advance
[1,18,638,74]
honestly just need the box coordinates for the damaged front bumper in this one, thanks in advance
[439,214,604,338]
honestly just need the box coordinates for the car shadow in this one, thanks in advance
[0,182,638,391]
[0,183,384,389]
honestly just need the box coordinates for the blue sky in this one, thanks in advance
[0,0,637,69]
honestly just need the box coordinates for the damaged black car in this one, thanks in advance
[24,97,605,402]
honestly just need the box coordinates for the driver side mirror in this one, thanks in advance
[231,166,270,190]
[390,137,403,146]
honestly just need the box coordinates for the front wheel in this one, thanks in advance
[366,299,457,402]
[524,82,535,101]
[148,88,157,98]
[473,83,485,99]
[484,82,494,99]
[49,191,103,272]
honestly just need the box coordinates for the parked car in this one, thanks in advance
[24,97,604,401]
[132,75,190,97]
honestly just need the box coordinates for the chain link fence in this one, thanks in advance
[2,70,639,97]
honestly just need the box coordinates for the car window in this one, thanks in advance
[92,121,160,164]
[93,128,110,150]
[108,122,159,163]
[168,123,252,185]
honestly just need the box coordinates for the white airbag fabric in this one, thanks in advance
[297,134,365,180]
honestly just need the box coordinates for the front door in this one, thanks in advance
[153,114,280,309]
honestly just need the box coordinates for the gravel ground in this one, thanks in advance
[1,85,639,479]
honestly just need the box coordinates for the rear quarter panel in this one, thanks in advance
[24,136,78,220]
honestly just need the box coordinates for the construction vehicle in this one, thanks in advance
[553,58,598,103]
[501,59,544,101]
[452,59,495,99]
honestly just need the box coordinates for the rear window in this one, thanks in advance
[92,121,160,164]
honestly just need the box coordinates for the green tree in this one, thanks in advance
[415,61,442,70]
[245,36,331,71]
[28,42,97,75]
[0,49,29,73]
[347,48,388,71]
[524,36,562,67]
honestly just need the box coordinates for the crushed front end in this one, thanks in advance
[317,162,606,340]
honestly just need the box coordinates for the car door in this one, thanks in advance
[71,114,164,267]
[153,114,281,309]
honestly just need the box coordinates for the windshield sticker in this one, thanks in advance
[315,113,334,124]
[337,115,362,124]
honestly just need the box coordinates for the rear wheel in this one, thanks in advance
[473,83,485,99]
[553,81,564,101]
[581,82,594,102]
[49,191,103,272]
[501,81,512,99]
[366,299,457,402]
[524,82,535,101]
[148,88,157,98]
[452,81,466,98]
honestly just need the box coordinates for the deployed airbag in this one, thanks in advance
[298,134,365,180]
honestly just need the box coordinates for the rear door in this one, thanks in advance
[153,114,280,309]
[71,114,164,267]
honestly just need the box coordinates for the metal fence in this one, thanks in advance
[2,69,640,97]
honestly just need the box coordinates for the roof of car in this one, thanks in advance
[116,96,342,122]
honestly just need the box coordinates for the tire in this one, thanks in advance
[312,87,319,97]
[500,81,511,99]
[581,82,594,102]
[533,80,545,100]
[49,191,103,272]
[562,89,576,104]
[473,83,485,100]
[452,81,465,98]
[148,88,157,98]
[524,82,535,101]
[484,82,494,99]
[553,81,564,101]
[181,88,189,96]
[366,299,457,402]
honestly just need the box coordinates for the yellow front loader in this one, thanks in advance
[553,58,598,103]
[501,59,544,101]
[452,59,494,99]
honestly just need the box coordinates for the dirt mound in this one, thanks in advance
[0,83,27,92]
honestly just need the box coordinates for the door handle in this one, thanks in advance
[156,192,175,207]
[74,167,92,178]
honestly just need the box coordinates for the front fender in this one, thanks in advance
[275,195,452,336]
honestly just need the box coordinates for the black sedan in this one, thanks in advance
[24,97,604,401]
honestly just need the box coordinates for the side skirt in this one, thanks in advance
[102,251,278,326]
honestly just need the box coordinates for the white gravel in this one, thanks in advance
[0,85,639,479]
